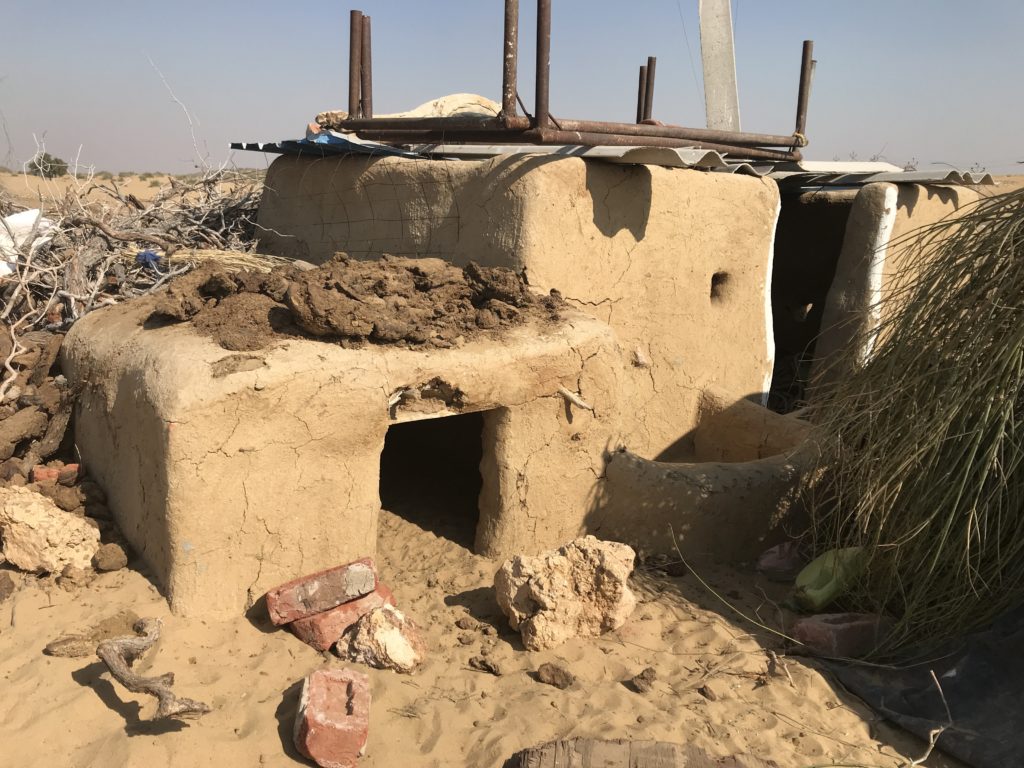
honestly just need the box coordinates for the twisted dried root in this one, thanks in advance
[96,617,211,720]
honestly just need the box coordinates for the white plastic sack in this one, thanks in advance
[0,209,56,268]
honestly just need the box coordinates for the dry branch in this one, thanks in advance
[0,165,265,402]
[96,617,212,720]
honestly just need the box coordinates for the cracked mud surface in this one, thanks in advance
[151,255,565,352]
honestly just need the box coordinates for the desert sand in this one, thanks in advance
[0,502,964,768]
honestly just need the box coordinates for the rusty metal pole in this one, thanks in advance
[794,40,814,139]
[642,56,657,121]
[535,0,552,128]
[636,65,648,124]
[349,10,364,117]
[501,0,520,121]
[360,15,373,118]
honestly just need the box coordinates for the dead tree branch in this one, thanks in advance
[96,617,212,720]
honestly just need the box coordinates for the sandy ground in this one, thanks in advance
[0,170,176,210]
[0,502,965,768]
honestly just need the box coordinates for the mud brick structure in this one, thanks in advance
[68,158,978,618]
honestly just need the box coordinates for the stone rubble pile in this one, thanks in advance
[266,557,425,673]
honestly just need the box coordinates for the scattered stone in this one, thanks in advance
[0,457,26,482]
[494,535,638,651]
[458,633,475,646]
[455,615,479,631]
[698,679,728,701]
[629,666,657,693]
[0,406,48,461]
[469,655,503,676]
[338,605,425,674]
[757,541,803,582]
[265,558,377,625]
[57,564,95,591]
[294,668,370,768]
[57,464,80,486]
[536,662,575,689]
[0,486,100,572]
[481,625,497,636]
[289,585,395,652]
[92,542,128,572]
[33,481,84,512]
[0,570,17,602]
[792,613,896,658]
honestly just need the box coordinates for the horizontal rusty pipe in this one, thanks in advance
[342,116,525,132]
[502,0,519,121]
[339,115,803,148]
[354,129,529,144]
[642,56,657,122]
[795,40,814,139]
[348,10,363,118]
[554,118,802,147]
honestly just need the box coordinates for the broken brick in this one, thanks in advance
[266,558,377,625]
[290,585,395,651]
[30,465,60,484]
[792,612,895,658]
[294,668,370,768]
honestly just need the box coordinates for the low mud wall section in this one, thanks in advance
[257,154,781,460]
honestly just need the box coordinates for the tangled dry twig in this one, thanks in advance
[0,165,264,403]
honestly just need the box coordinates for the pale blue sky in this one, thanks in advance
[1,1,1021,174]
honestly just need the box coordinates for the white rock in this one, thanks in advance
[494,535,638,651]
[0,487,100,573]
[338,605,425,674]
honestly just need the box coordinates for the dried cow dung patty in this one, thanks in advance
[150,254,564,351]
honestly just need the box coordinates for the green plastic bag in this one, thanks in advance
[791,547,866,612]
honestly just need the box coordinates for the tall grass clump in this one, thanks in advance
[806,186,1024,657]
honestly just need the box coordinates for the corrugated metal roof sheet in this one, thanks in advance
[232,134,994,186]
[405,143,763,175]
[771,168,994,187]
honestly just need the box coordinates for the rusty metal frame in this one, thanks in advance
[342,2,814,161]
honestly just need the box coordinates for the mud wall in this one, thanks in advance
[812,183,982,390]
[258,154,781,459]
[64,300,624,616]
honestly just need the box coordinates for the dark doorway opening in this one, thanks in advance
[379,411,484,550]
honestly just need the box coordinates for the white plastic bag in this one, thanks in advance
[0,209,56,270]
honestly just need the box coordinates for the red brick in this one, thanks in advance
[266,558,377,625]
[294,668,370,768]
[793,612,895,658]
[30,466,60,484]
[290,585,395,651]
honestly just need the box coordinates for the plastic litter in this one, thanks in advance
[0,209,56,270]
[135,250,162,271]
[791,546,865,612]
